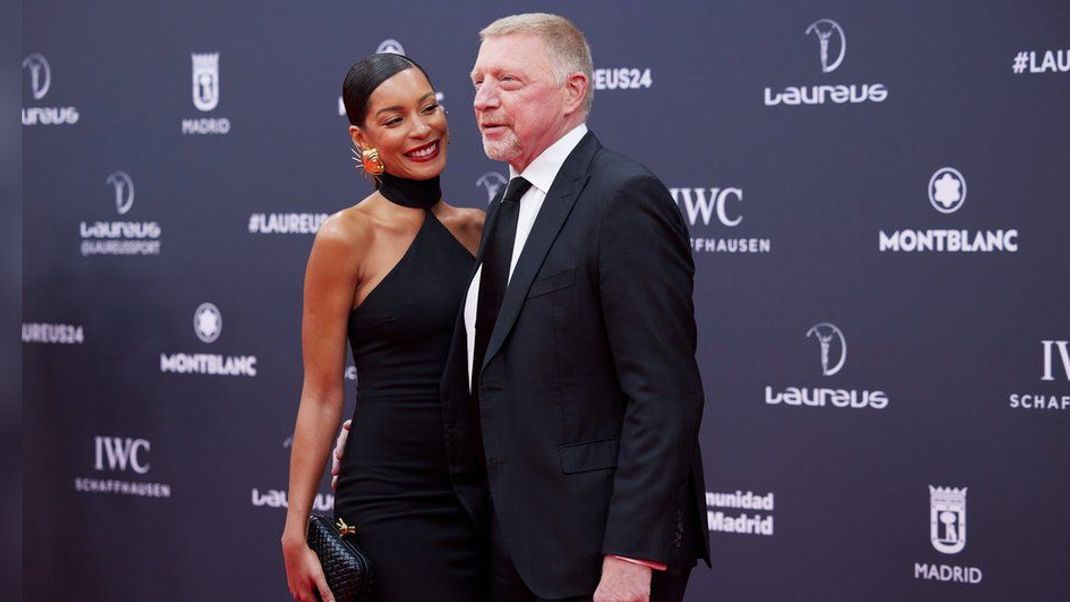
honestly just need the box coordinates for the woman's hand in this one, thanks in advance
[282,534,335,602]
[330,419,351,491]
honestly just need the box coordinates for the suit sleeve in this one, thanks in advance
[596,173,705,563]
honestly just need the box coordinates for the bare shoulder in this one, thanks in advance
[436,203,485,253]
[310,202,375,265]
[438,204,485,233]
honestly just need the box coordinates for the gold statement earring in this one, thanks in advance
[351,144,385,180]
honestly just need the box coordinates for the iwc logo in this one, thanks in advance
[476,172,508,203]
[765,321,889,410]
[22,53,79,126]
[764,18,887,107]
[193,302,222,343]
[182,52,230,135]
[1007,340,1070,412]
[74,435,171,499]
[914,485,982,584]
[1042,340,1070,383]
[670,186,770,254]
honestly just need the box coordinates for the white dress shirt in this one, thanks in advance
[464,123,588,386]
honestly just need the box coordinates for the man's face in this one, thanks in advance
[471,34,568,171]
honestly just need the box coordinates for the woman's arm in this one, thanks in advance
[282,213,365,601]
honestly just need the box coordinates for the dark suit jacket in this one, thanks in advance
[441,132,710,598]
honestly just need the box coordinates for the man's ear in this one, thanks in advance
[563,72,589,115]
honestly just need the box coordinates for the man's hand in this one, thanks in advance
[593,555,652,602]
[329,419,351,491]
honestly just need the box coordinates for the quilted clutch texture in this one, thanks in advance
[306,515,374,602]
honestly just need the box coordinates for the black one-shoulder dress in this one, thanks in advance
[333,209,483,601]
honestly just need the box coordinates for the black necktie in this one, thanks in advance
[472,176,532,395]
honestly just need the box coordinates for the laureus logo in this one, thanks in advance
[765,321,886,410]
[22,53,79,126]
[476,172,508,203]
[764,18,885,107]
[191,52,220,112]
[929,486,967,554]
[806,322,846,376]
[928,167,967,214]
[805,19,846,73]
[376,39,405,55]
[105,171,135,215]
[194,302,222,343]
[80,171,160,256]
[22,53,51,100]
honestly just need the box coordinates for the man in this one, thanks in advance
[440,13,710,602]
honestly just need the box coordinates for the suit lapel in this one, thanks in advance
[481,133,600,372]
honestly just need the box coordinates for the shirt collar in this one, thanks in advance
[509,123,588,195]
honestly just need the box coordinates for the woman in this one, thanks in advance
[281,53,485,602]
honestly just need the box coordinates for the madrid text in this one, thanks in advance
[706,490,775,536]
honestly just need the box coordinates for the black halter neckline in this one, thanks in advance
[378,173,441,210]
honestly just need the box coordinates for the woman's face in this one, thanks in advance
[351,68,448,181]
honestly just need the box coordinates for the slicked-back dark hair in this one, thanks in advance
[342,53,434,127]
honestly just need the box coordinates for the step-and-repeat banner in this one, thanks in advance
[22,2,1069,600]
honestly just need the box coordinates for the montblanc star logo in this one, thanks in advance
[194,302,222,343]
[928,167,966,214]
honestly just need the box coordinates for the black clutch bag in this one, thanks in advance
[306,515,375,602]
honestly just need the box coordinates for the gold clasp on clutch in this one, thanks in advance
[336,518,357,536]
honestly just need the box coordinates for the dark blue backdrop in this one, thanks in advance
[21,1,1070,600]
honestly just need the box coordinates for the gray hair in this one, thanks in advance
[480,13,594,115]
